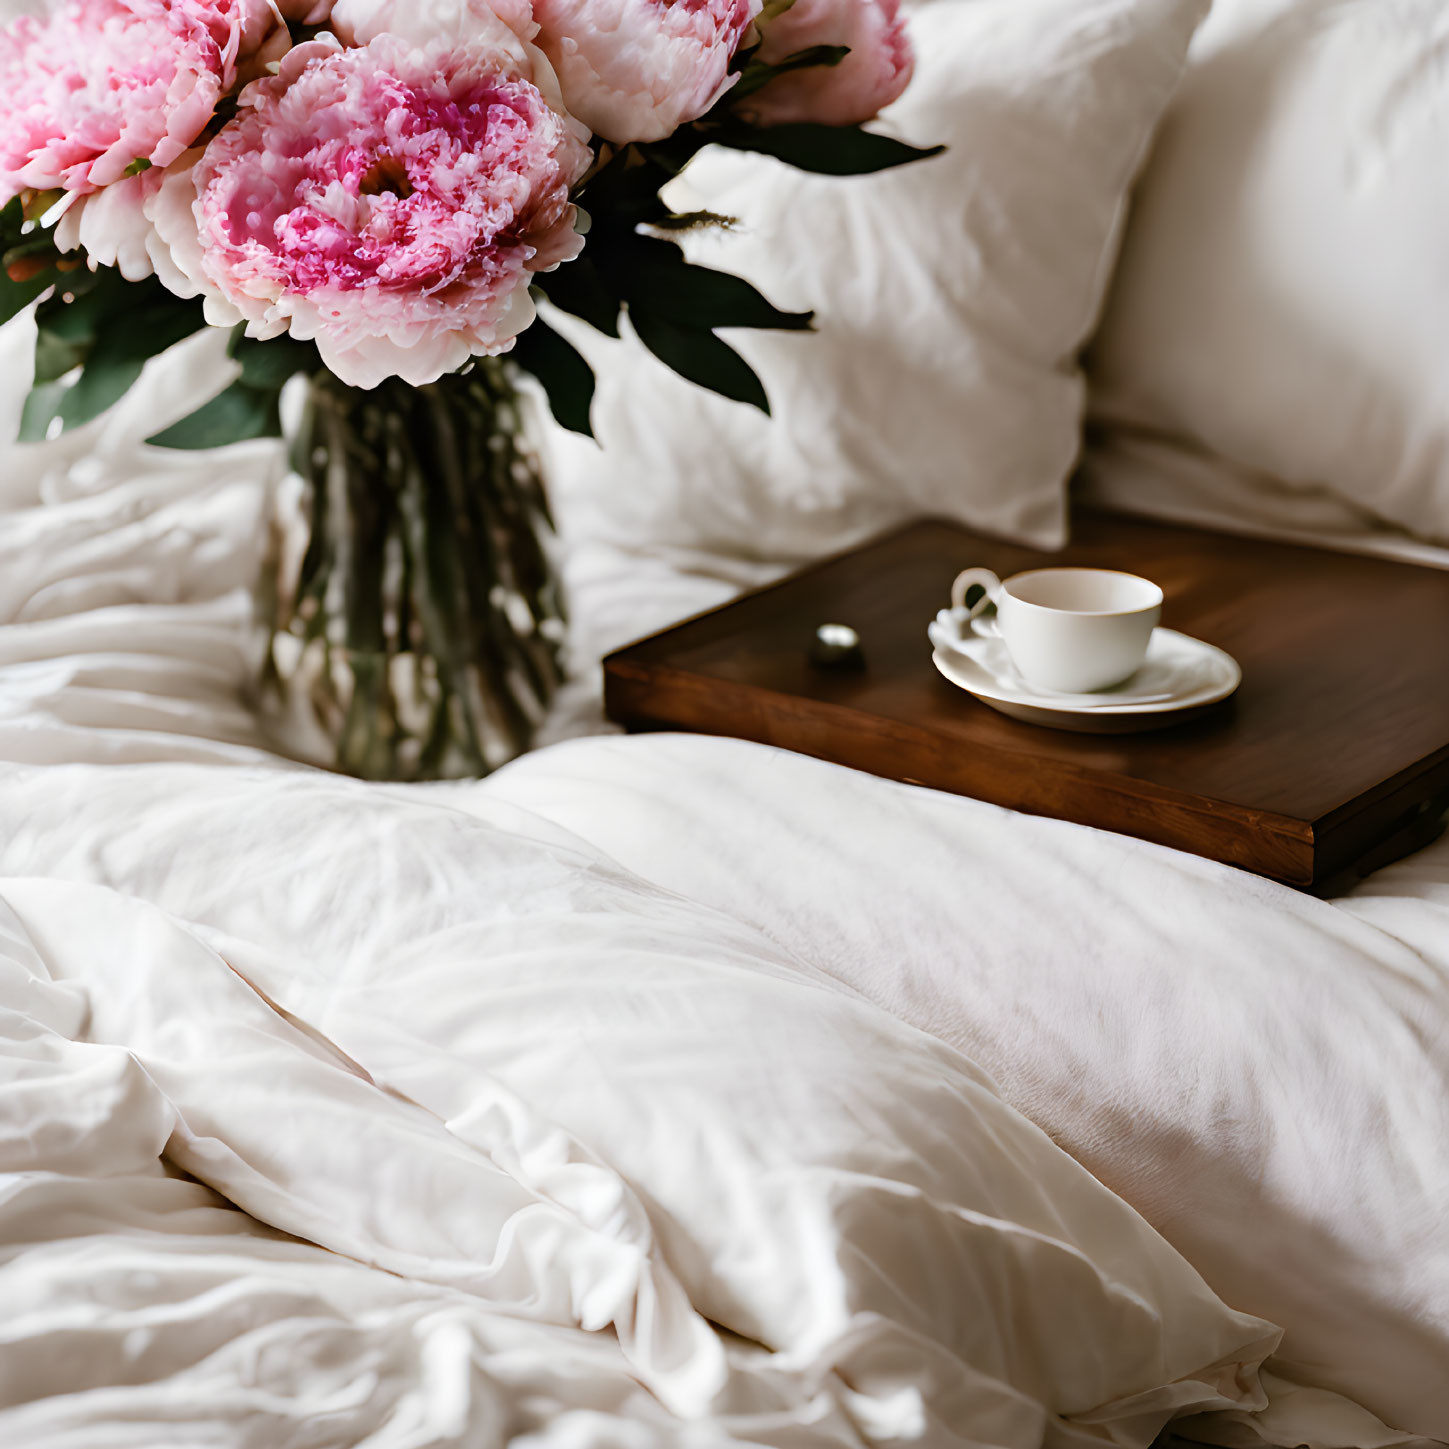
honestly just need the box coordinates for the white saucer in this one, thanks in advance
[928,610,1241,734]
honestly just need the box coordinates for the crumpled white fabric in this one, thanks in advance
[0,892,722,1449]
[0,315,284,768]
[0,776,1295,1448]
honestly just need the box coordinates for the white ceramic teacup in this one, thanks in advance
[951,566,1163,694]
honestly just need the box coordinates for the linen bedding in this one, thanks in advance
[3,326,1449,1449]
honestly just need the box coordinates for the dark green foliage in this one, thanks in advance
[0,198,63,327]
[629,311,770,414]
[510,312,597,437]
[532,255,619,338]
[147,331,321,449]
[534,146,812,419]
[709,122,946,176]
[232,331,321,391]
[2,198,315,449]
[601,233,813,334]
[146,379,282,450]
[529,90,943,417]
[12,237,209,440]
[728,45,849,104]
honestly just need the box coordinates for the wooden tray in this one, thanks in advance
[603,512,1449,890]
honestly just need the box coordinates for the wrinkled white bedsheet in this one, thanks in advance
[0,773,1298,1449]
[3,320,1449,1448]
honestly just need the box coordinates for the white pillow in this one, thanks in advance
[544,0,1211,566]
[485,730,1449,1443]
[1087,0,1449,546]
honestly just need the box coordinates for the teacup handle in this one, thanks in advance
[952,568,1003,638]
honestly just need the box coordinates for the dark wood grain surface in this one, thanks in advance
[603,512,1449,888]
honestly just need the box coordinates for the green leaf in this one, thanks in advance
[3,232,61,267]
[510,315,597,437]
[17,380,70,444]
[646,210,738,234]
[0,263,56,326]
[146,381,281,450]
[123,158,152,178]
[49,297,206,433]
[713,122,945,176]
[230,329,319,390]
[607,238,813,333]
[532,257,621,338]
[32,327,85,385]
[0,197,23,246]
[756,0,801,23]
[579,143,690,218]
[0,199,58,324]
[112,296,207,360]
[629,311,770,415]
[55,346,149,432]
[36,266,159,345]
[20,272,209,437]
[730,44,849,103]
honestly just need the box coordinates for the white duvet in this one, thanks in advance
[4,327,1449,1449]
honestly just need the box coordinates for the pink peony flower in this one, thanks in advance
[330,0,537,49]
[149,32,592,388]
[53,169,162,279]
[741,0,912,127]
[0,0,284,207]
[531,0,762,145]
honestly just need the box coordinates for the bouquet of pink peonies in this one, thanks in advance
[0,0,936,778]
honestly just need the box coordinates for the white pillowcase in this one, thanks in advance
[1088,0,1449,546]
[544,0,1211,566]
[485,731,1449,1444]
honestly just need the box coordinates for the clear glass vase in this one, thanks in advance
[262,363,565,782]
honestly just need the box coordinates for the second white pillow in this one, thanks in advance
[1088,0,1449,546]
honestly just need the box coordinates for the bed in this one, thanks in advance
[4,0,1449,1445]
[3,307,1449,1447]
